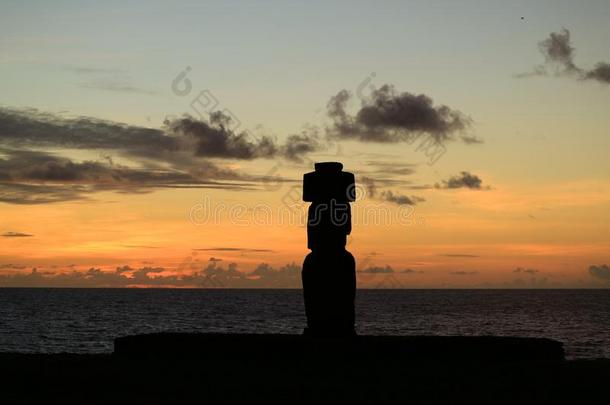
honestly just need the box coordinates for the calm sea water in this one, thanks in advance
[0,289,608,359]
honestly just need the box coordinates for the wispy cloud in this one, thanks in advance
[358,176,424,206]
[64,66,124,75]
[194,247,274,253]
[440,254,479,258]
[449,271,479,276]
[65,65,158,95]
[358,265,424,274]
[0,182,91,205]
[166,113,321,161]
[363,161,418,176]
[1,231,33,237]
[460,135,484,145]
[0,148,252,204]
[0,264,27,269]
[380,190,424,206]
[435,171,485,190]
[81,79,158,95]
[0,108,314,203]
[358,265,394,274]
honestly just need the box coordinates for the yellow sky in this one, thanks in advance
[2,172,609,287]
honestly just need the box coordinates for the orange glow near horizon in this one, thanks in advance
[2,174,609,288]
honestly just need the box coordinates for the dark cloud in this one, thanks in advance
[327,89,352,134]
[380,190,424,206]
[283,135,320,162]
[584,62,610,83]
[436,171,484,189]
[0,107,321,203]
[360,176,377,198]
[539,28,581,74]
[0,148,251,204]
[406,184,435,190]
[165,113,278,160]
[248,263,301,287]
[589,264,610,280]
[0,107,175,153]
[165,113,321,161]
[449,271,479,276]
[327,84,473,143]
[0,149,134,183]
[513,267,539,275]
[276,131,328,163]
[1,232,33,237]
[0,107,319,163]
[520,29,610,84]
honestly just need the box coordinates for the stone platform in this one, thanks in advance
[114,332,565,362]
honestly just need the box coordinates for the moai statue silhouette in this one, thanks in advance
[302,162,356,336]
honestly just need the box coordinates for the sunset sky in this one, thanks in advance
[1,0,609,288]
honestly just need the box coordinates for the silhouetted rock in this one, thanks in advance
[302,162,356,335]
[113,332,566,363]
[8,335,609,404]
[302,249,356,336]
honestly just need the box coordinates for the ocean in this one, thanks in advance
[0,288,608,359]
